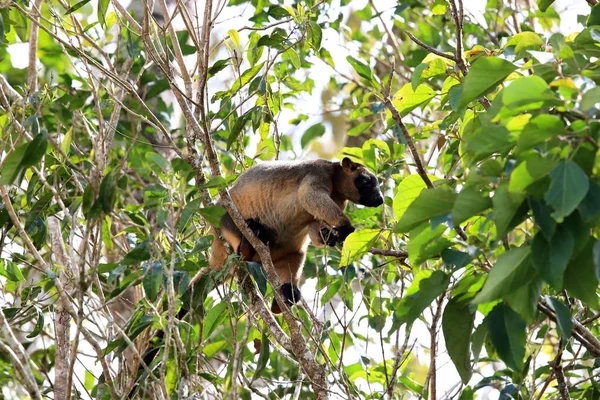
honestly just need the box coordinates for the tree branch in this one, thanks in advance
[27,0,43,92]
[551,340,571,400]
[406,32,457,63]
[0,309,41,400]
[48,217,72,400]
[368,248,408,258]
[537,300,600,358]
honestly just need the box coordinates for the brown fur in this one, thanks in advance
[209,157,383,312]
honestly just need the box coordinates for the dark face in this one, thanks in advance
[354,172,384,207]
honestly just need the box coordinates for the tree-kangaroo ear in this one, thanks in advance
[341,157,359,173]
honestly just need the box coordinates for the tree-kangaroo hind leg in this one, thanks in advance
[209,212,275,267]
[270,251,306,314]
[238,218,276,260]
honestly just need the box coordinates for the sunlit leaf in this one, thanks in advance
[396,188,457,233]
[392,84,436,117]
[459,57,516,109]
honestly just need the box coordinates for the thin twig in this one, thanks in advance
[549,338,571,400]
[381,69,434,189]
[406,32,457,63]
[368,248,408,258]
[428,295,444,400]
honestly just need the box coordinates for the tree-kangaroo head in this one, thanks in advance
[335,157,384,207]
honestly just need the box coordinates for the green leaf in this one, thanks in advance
[506,276,543,323]
[502,76,558,109]
[393,174,438,222]
[65,0,91,15]
[531,227,573,289]
[564,239,599,308]
[442,298,474,384]
[340,229,380,266]
[143,261,163,302]
[307,21,322,50]
[257,31,287,50]
[25,192,53,231]
[544,161,590,223]
[506,32,544,54]
[587,4,600,27]
[322,278,343,303]
[98,0,109,26]
[204,302,228,339]
[300,123,326,148]
[247,262,267,295]
[537,0,555,12]
[578,182,600,222]
[227,109,255,150]
[594,238,600,281]
[0,144,27,185]
[228,29,241,49]
[208,59,230,78]
[200,176,227,189]
[198,206,227,227]
[442,249,472,269]
[122,241,151,265]
[392,84,436,117]
[146,152,170,174]
[61,127,73,156]
[252,331,270,382]
[347,56,372,81]
[517,114,565,151]
[408,224,453,266]
[395,188,457,233]
[98,171,117,214]
[581,86,600,110]
[487,304,526,372]
[529,198,556,240]
[458,387,474,400]
[395,270,449,326]
[508,154,556,194]
[546,297,573,339]
[471,322,487,363]
[285,48,301,69]
[230,63,264,94]
[452,188,492,225]
[347,122,373,137]
[465,125,515,160]
[26,310,44,339]
[1,260,24,282]
[459,57,516,109]
[492,182,527,239]
[411,63,429,91]
[12,7,29,42]
[22,130,48,169]
[81,184,98,220]
[247,33,263,67]
[473,246,534,304]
